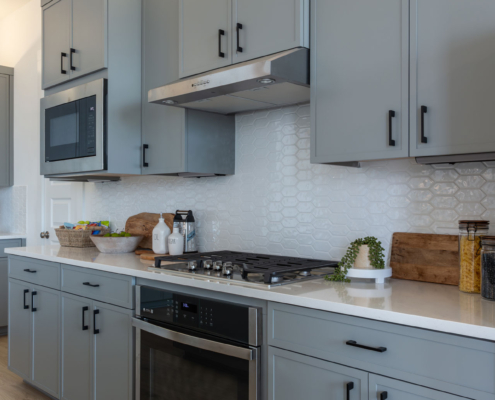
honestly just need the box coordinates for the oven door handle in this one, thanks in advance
[132,318,254,361]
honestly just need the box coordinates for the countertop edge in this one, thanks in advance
[6,247,495,342]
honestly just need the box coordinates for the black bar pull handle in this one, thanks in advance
[420,105,428,143]
[346,340,387,353]
[70,48,76,71]
[83,282,100,288]
[388,110,396,146]
[346,382,354,400]
[218,29,225,58]
[236,23,243,53]
[23,269,37,274]
[94,309,100,334]
[61,52,67,75]
[31,291,37,312]
[143,144,149,168]
[23,289,29,310]
[82,306,89,331]
[380,392,388,400]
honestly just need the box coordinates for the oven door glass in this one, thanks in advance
[137,321,259,400]
[45,95,97,162]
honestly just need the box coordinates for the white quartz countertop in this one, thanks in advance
[0,233,26,240]
[6,245,495,341]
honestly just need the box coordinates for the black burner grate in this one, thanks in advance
[154,251,338,284]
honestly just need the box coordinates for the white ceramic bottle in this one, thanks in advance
[152,213,171,254]
[168,227,184,256]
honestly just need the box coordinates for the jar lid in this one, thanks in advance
[482,236,495,246]
[459,220,490,228]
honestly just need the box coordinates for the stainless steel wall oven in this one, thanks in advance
[133,285,262,400]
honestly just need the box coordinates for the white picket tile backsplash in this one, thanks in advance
[89,104,494,262]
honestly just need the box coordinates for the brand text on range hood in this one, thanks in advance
[148,48,310,115]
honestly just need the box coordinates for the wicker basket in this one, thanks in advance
[55,226,110,248]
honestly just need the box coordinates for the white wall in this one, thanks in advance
[0,0,43,242]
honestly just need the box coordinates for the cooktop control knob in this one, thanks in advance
[213,261,223,271]
[223,262,233,276]
[203,260,213,270]
[188,261,198,271]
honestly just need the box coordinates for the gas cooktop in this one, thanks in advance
[149,251,338,288]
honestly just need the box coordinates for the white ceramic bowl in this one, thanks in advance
[90,235,143,254]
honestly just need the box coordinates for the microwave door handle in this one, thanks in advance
[132,318,254,361]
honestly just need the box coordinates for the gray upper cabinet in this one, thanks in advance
[0,67,13,187]
[310,0,409,164]
[232,0,309,64]
[71,0,107,80]
[369,375,470,400]
[142,0,236,176]
[42,0,72,89]
[42,0,108,89]
[410,0,495,158]
[269,346,368,400]
[179,0,232,78]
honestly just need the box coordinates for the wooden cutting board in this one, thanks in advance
[125,212,174,249]
[140,252,169,261]
[390,232,459,285]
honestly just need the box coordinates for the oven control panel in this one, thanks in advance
[139,286,255,344]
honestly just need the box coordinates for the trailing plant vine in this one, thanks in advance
[326,236,385,282]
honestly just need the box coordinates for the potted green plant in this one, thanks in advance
[326,236,385,282]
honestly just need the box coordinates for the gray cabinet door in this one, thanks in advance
[369,375,470,399]
[410,0,495,158]
[0,74,11,187]
[61,293,92,400]
[142,0,186,175]
[31,285,61,398]
[93,302,133,400]
[42,0,71,89]
[71,0,108,79]
[8,279,31,380]
[179,0,232,78]
[268,347,368,400]
[310,0,409,164]
[232,0,309,64]
[0,259,7,327]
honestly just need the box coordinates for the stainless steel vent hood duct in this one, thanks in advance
[148,48,310,115]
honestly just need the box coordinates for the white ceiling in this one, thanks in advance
[0,0,31,21]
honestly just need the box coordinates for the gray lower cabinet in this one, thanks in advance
[61,292,133,400]
[0,67,13,187]
[310,0,409,164]
[8,279,61,398]
[268,346,368,400]
[409,0,495,158]
[369,375,470,400]
[142,0,236,176]
[0,259,8,328]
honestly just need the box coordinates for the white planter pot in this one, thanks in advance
[353,245,373,269]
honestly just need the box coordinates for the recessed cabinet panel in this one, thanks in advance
[269,347,368,400]
[369,375,470,400]
[232,0,309,64]
[71,0,107,79]
[179,0,232,78]
[0,74,11,187]
[32,287,60,398]
[0,260,7,327]
[410,0,495,157]
[61,293,92,400]
[42,0,72,89]
[8,279,31,380]
[311,0,409,164]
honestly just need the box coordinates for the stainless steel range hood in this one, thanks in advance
[148,48,310,115]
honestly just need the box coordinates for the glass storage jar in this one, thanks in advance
[458,220,489,293]
[481,236,495,301]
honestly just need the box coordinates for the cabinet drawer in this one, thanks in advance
[9,256,60,290]
[269,302,495,399]
[61,265,134,309]
[0,240,22,258]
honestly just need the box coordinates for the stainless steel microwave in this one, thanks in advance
[40,79,107,176]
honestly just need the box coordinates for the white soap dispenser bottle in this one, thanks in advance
[152,213,171,254]
[168,227,184,256]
